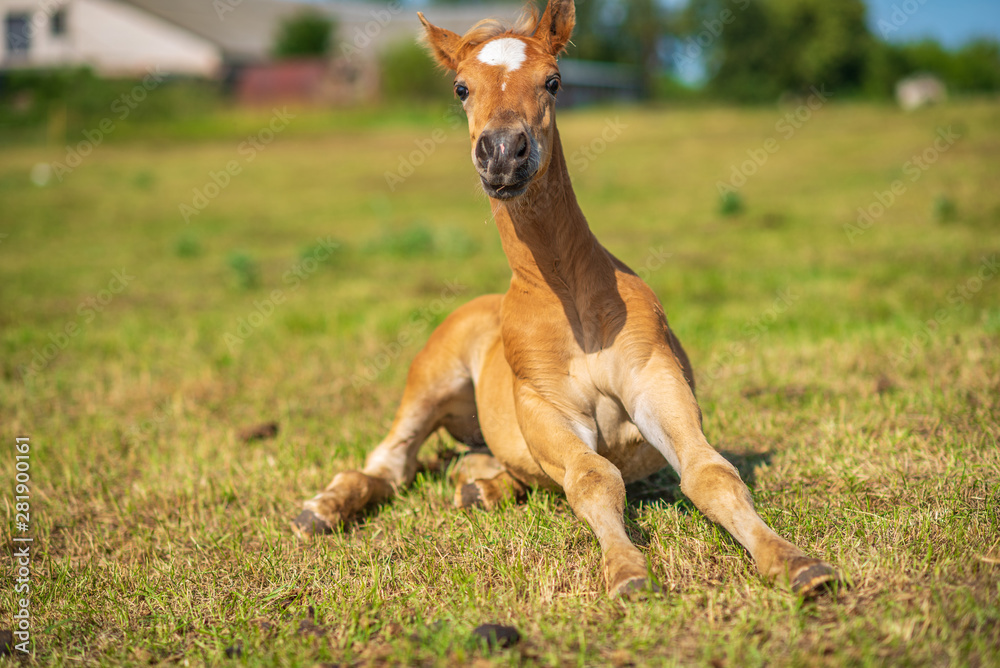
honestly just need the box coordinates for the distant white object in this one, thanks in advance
[896,74,947,111]
[30,163,51,187]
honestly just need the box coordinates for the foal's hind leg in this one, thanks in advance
[293,298,500,538]
[450,452,527,510]
[293,356,475,538]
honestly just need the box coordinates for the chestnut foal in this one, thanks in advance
[293,0,837,597]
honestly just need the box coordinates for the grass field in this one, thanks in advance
[2,98,999,666]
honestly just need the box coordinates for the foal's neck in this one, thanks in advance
[491,126,615,297]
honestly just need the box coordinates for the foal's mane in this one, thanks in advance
[451,5,541,54]
[463,5,539,44]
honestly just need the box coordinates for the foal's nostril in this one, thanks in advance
[476,134,493,167]
[478,128,532,177]
[515,133,529,160]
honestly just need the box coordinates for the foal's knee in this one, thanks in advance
[680,457,753,519]
[563,452,626,512]
[325,470,394,508]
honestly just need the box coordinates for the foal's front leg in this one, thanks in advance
[627,356,838,595]
[515,387,652,596]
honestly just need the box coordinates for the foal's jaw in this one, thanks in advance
[479,171,536,201]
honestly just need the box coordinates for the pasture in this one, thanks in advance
[1,98,999,666]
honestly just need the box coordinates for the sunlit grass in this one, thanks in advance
[1,99,998,666]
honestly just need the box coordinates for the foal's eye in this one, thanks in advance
[455,84,469,102]
[545,77,561,96]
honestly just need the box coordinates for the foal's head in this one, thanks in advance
[419,0,575,200]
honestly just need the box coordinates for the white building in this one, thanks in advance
[0,0,221,76]
[1,0,522,78]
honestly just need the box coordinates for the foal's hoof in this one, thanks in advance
[611,576,660,599]
[458,482,484,509]
[291,509,333,540]
[790,559,840,597]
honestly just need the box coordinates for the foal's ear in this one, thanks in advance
[418,12,464,71]
[535,0,575,56]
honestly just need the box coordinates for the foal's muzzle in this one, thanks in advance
[475,126,538,200]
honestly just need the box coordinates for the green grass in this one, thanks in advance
[1,99,999,666]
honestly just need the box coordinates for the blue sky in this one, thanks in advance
[865,0,1000,47]
[652,0,999,84]
[652,0,1000,47]
[326,0,1000,48]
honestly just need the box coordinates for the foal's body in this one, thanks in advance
[407,140,679,495]
[294,0,836,597]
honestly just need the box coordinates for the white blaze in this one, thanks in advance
[477,38,527,71]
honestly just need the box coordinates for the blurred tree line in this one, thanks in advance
[425,0,1000,103]
[2,0,997,139]
[272,11,335,59]
[675,0,1000,102]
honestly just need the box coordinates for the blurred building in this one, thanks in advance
[558,59,640,107]
[1,0,522,102]
[896,74,948,111]
[0,0,221,76]
[1,1,636,106]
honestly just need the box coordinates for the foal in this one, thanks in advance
[294,0,837,597]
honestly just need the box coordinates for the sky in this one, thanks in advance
[864,0,1000,47]
[379,0,1000,48]
[653,0,1000,84]
[656,0,1000,47]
